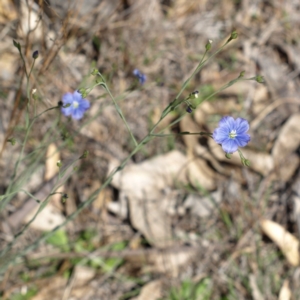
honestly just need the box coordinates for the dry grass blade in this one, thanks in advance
[260,219,300,266]
[278,280,291,300]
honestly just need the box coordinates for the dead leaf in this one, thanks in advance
[275,153,299,182]
[24,202,66,231]
[249,274,264,300]
[293,193,300,236]
[278,280,292,300]
[18,0,43,39]
[109,150,188,248]
[208,139,274,175]
[186,153,216,190]
[273,114,300,154]
[278,280,291,300]
[252,85,269,115]
[145,247,197,277]
[73,265,96,285]
[180,116,217,189]
[260,219,300,266]
[257,52,289,96]
[45,143,60,181]
[0,0,17,23]
[184,189,222,218]
[271,114,300,181]
[0,52,18,82]
[93,186,113,211]
[31,277,68,300]
[44,143,64,210]
[194,102,215,126]
[132,280,163,300]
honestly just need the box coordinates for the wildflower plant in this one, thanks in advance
[133,69,147,84]
[213,117,250,153]
[61,91,90,120]
[0,31,263,274]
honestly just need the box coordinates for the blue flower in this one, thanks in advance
[61,91,90,120]
[133,69,146,84]
[213,116,250,154]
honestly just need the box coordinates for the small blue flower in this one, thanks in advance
[61,91,90,120]
[213,116,250,154]
[133,69,146,84]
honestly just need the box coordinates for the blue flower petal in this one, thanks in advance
[222,139,238,153]
[133,69,146,84]
[219,116,235,130]
[72,109,84,120]
[236,133,250,147]
[80,99,90,110]
[213,128,229,143]
[73,91,84,101]
[133,69,141,76]
[62,93,74,104]
[235,118,249,134]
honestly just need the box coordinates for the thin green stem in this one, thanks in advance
[0,161,78,261]
[96,73,138,147]
[157,76,251,135]
[26,59,36,100]
[0,135,151,272]
[10,106,60,183]
[155,41,234,132]
[151,132,212,138]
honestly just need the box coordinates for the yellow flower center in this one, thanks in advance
[73,101,79,108]
[229,130,237,139]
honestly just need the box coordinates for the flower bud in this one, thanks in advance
[7,137,16,145]
[32,50,39,59]
[57,160,62,168]
[228,31,238,42]
[32,89,38,101]
[205,40,212,51]
[190,91,199,99]
[91,68,98,75]
[225,153,232,159]
[186,106,193,113]
[95,77,103,84]
[61,194,68,203]
[242,158,250,167]
[78,88,87,98]
[255,75,264,83]
[13,40,21,51]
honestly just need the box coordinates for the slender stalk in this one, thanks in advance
[151,132,212,138]
[96,73,138,147]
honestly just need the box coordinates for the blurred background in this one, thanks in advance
[1,0,300,299]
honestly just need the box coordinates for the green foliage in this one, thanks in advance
[92,36,101,51]
[196,84,215,104]
[45,230,70,252]
[74,229,97,253]
[167,278,212,300]
[72,230,126,272]
[11,287,37,300]
[13,40,21,51]
[89,241,127,272]
[166,134,175,152]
